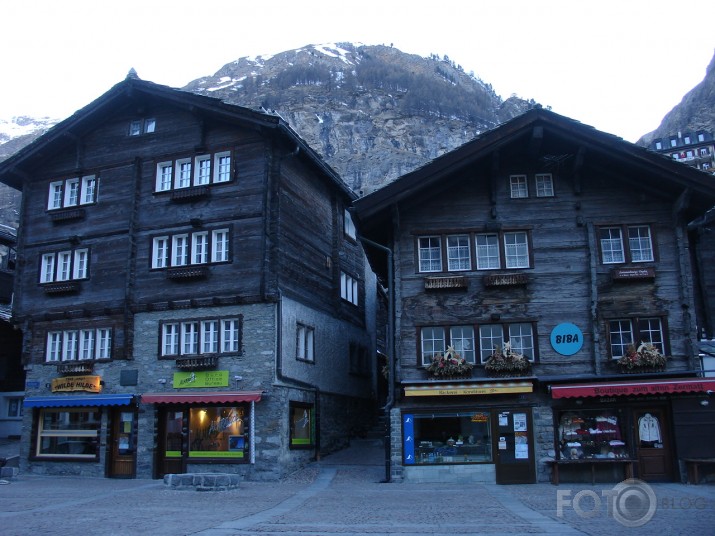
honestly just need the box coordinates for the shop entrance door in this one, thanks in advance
[634,407,673,482]
[494,408,536,484]
[156,408,186,478]
[108,408,136,478]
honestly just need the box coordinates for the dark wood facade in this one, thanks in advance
[0,75,376,479]
[354,108,715,484]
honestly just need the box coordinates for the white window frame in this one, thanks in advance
[221,319,240,353]
[48,181,64,210]
[475,233,500,270]
[192,232,209,264]
[73,249,89,279]
[162,323,179,356]
[97,329,112,359]
[628,225,654,262]
[202,320,219,354]
[418,236,442,273]
[46,332,62,362]
[194,155,211,185]
[344,209,356,240]
[81,175,97,204]
[450,325,476,364]
[213,152,232,183]
[420,326,446,366]
[57,251,72,281]
[172,234,189,266]
[129,120,142,136]
[212,229,230,262]
[152,237,169,269]
[510,175,528,198]
[64,178,80,207]
[175,158,192,189]
[479,324,504,363]
[446,235,470,271]
[156,162,173,192]
[62,330,78,361]
[504,231,530,269]
[296,323,315,362]
[340,272,359,305]
[79,329,95,361]
[535,173,554,197]
[181,322,199,355]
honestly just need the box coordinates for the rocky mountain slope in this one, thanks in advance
[184,43,535,193]
[637,49,715,146]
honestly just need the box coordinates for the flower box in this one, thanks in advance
[484,342,532,377]
[616,343,667,373]
[425,346,473,378]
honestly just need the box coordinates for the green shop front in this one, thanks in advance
[400,379,537,484]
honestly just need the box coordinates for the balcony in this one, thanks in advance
[424,275,468,291]
[57,361,94,375]
[171,186,210,202]
[483,273,528,288]
[42,281,81,295]
[50,208,86,223]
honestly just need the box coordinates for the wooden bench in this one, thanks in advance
[683,458,715,485]
[546,458,636,485]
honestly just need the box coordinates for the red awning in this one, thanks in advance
[551,378,715,399]
[141,391,263,404]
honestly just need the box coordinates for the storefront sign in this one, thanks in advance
[550,323,583,356]
[51,375,102,393]
[611,267,655,280]
[172,371,229,389]
[551,378,715,399]
[471,412,489,422]
[404,382,533,397]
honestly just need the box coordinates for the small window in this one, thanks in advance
[684,136,691,144]
[510,175,528,198]
[160,317,239,357]
[195,156,211,185]
[129,118,155,136]
[212,229,230,263]
[144,118,156,134]
[296,323,315,362]
[156,162,173,192]
[504,231,529,268]
[535,173,554,197]
[213,152,232,183]
[418,236,442,272]
[7,397,22,418]
[698,133,705,142]
[475,234,500,270]
[670,139,677,147]
[655,141,663,150]
[344,209,357,240]
[446,235,470,271]
[420,326,446,366]
[175,159,192,189]
[39,248,90,283]
[340,272,359,305]
[129,120,142,136]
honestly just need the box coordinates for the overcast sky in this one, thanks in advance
[3,0,714,142]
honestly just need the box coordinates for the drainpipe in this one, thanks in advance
[358,236,394,483]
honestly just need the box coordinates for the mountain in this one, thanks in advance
[0,116,58,161]
[183,43,536,193]
[637,49,715,146]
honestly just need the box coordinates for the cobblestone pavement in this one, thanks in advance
[1,438,714,535]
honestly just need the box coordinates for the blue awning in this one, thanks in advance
[23,394,135,408]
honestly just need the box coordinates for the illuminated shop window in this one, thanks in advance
[187,406,248,459]
[410,411,492,465]
[289,403,315,448]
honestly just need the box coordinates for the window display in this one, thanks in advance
[557,410,628,460]
[188,406,247,459]
[36,408,100,458]
[410,411,492,464]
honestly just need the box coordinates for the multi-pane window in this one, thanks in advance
[344,209,357,240]
[447,235,470,271]
[418,236,442,272]
[535,173,554,197]
[161,317,241,357]
[129,118,155,136]
[475,234,500,270]
[510,175,528,198]
[599,225,654,264]
[47,175,98,210]
[176,159,192,188]
[504,231,529,268]
[419,231,531,272]
[36,408,101,459]
[340,272,359,305]
[195,156,212,185]
[421,322,536,366]
[152,229,231,269]
[608,317,665,358]
[296,323,315,362]
[40,249,90,283]
[213,152,232,183]
[45,328,113,362]
[155,151,233,192]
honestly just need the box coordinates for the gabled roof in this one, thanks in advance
[353,107,715,231]
[0,74,352,198]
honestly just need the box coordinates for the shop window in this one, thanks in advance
[557,410,628,460]
[289,402,315,448]
[409,411,492,465]
[34,408,100,458]
[188,406,248,460]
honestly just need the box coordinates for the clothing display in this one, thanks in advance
[558,410,628,459]
[638,413,662,443]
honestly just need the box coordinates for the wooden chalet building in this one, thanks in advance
[0,73,377,479]
[353,107,715,485]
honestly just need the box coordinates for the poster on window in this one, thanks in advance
[513,413,527,432]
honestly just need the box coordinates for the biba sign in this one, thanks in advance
[51,375,102,393]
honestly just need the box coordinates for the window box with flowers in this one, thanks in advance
[426,346,473,379]
[616,342,667,373]
[484,342,532,377]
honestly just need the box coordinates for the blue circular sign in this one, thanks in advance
[550,323,583,356]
